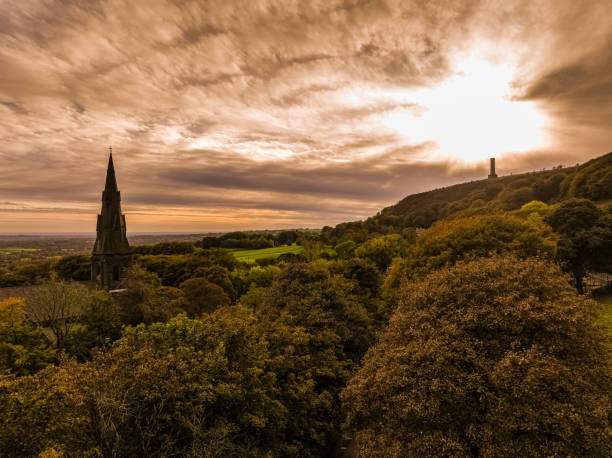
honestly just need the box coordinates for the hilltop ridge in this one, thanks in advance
[325,152,612,241]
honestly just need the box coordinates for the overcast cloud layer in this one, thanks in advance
[1,0,611,232]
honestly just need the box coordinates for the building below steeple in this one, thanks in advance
[91,150,131,289]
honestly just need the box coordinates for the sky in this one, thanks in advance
[1,0,611,233]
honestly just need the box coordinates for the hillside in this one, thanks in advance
[325,152,612,241]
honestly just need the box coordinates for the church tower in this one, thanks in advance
[91,149,132,290]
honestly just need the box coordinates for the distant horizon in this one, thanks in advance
[0,152,601,235]
[0,229,318,237]
[0,232,209,236]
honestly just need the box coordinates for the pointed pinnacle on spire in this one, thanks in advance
[104,148,118,191]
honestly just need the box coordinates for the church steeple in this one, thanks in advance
[104,150,118,191]
[91,148,132,290]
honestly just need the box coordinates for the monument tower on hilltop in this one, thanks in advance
[488,157,498,179]
[91,148,132,289]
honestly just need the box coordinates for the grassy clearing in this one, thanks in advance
[233,245,303,263]
[0,247,40,252]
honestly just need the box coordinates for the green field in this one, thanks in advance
[0,247,40,252]
[232,244,303,263]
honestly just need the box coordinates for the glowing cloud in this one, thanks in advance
[384,56,549,162]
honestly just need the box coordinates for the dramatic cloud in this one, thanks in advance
[0,0,610,232]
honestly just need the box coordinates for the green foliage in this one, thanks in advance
[263,263,373,363]
[276,252,307,263]
[54,254,91,281]
[194,265,236,300]
[0,309,286,456]
[0,298,55,376]
[118,266,184,325]
[300,240,332,262]
[0,269,29,287]
[239,285,267,310]
[498,185,534,210]
[135,250,237,287]
[0,260,54,287]
[0,361,94,456]
[546,199,612,293]
[131,241,196,255]
[533,173,564,201]
[248,265,281,288]
[198,230,303,250]
[81,310,284,456]
[342,258,380,297]
[562,152,612,200]
[518,200,552,220]
[546,197,602,234]
[179,277,231,316]
[231,265,281,304]
[381,213,557,309]
[64,291,122,361]
[135,253,209,286]
[408,213,556,276]
[275,230,300,246]
[354,234,410,271]
[199,231,275,249]
[334,240,357,259]
[343,257,612,457]
[260,263,374,455]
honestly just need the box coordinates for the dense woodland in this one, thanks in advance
[0,153,611,456]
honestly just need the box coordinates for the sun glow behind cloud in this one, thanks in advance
[383,56,549,163]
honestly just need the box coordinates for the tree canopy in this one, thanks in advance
[343,256,612,457]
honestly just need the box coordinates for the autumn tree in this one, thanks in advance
[64,290,122,360]
[381,213,557,308]
[118,266,184,324]
[193,265,236,300]
[354,234,409,271]
[179,276,231,316]
[0,360,93,456]
[342,258,380,297]
[24,280,90,349]
[0,308,285,456]
[343,257,612,457]
[78,309,284,457]
[0,297,55,375]
[334,240,357,259]
[260,263,373,455]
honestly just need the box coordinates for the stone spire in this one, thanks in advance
[104,150,118,191]
[91,149,131,289]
